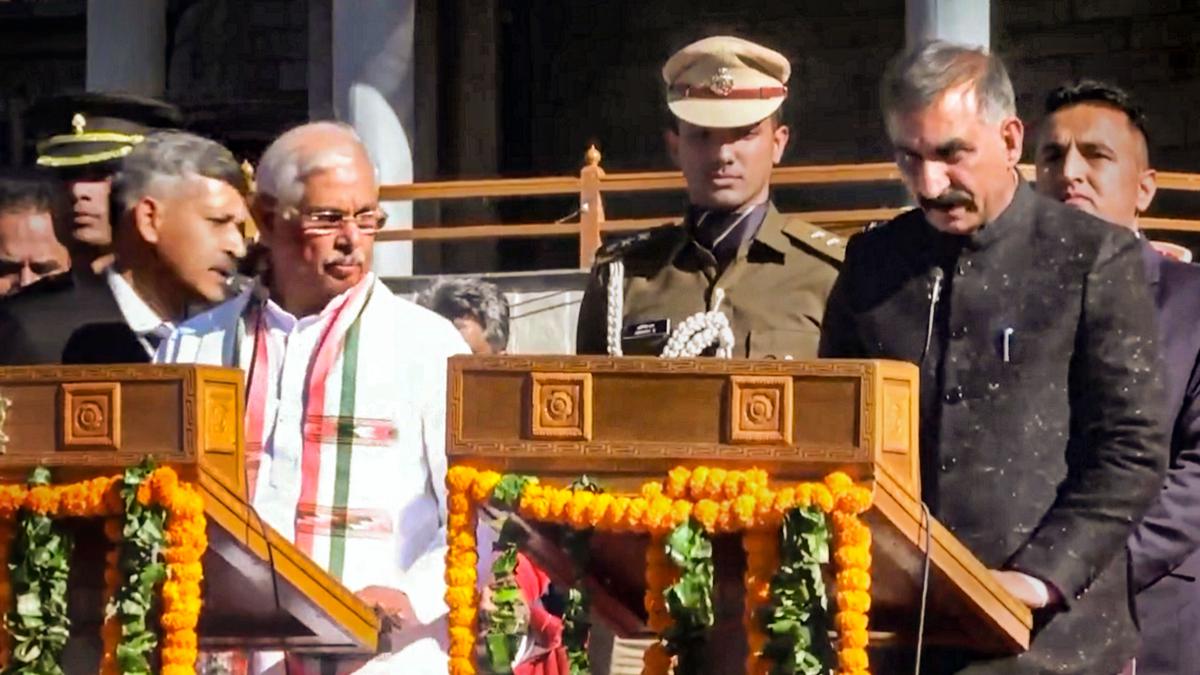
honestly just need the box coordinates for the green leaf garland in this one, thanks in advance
[110,459,168,675]
[483,541,525,673]
[4,467,72,675]
[662,518,714,675]
[761,507,835,675]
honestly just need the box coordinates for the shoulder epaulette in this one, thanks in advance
[593,223,683,265]
[780,218,846,264]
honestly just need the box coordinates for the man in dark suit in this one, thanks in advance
[819,42,1167,674]
[0,130,249,365]
[1035,80,1200,675]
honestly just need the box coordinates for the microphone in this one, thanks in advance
[921,267,945,363]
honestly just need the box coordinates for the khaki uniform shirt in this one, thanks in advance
[576,203,844,359]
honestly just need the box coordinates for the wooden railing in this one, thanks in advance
[376,147,1200,269]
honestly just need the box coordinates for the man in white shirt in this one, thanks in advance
[0,130,250,364]
[158,121,469,673]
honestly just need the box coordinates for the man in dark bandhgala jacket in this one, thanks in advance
[1035,79,1200,675]
[819,42,1167,674]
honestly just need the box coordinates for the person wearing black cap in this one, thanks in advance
[0,130,249,365]
[28,92,184,275]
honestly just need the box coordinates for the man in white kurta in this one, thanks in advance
[158,122,468,674]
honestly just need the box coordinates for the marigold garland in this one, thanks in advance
[0,465,204,675]
[98,516,123,675]
[743,527,778,675]
[150,468,208,675]
[642,533,676,675]
[444,465,875,675]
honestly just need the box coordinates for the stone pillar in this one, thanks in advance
[906,0,989,50]
[86,0,166,95]
[324,0,416,276]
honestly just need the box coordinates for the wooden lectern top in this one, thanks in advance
[0,364,380,655]
[447,355,1032,655]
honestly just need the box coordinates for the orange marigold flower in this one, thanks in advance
[811,483,834,512]
[549,488,573,519]
[448,494,471,515]
[839,647,869,670]
[445,586,475,607]
[836,486,873,516]
[449,656,476,675]
[566,491,595,525]
[837,569,872,592]
[472,471,502,501]
[26,485,60,514]
[734,494,756,527]
[625,497,648,528]
[692,499,720,532]
[446,466,477,492]
[160,610,199,631]
[775,486,796,511]
[721,471,745,500]
[589,493,615,527]
[670,499,692,525]
[835,610,869,633]
[523,497,551,521]
[449,606,476,626]
[641,481,664,500]
[824,471,854,492]
[705,467,727,496]
[446,566,476,587]
[666,466,691,497]
[835,546,873,571]
[837,590,872,614]
[687,466,710,499]
[841,628,869,649]
[448,512,470,531]
[451,531,476,550]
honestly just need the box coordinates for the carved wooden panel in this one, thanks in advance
[61,382,121,451]
[204,382,239,453]
[529,372,592,441]
[882,379,911,453]
[728,375,793,444]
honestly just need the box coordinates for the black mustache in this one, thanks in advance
[920,190,974,211]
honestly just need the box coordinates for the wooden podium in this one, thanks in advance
[447,355,1032,662]
[0,365,379,659]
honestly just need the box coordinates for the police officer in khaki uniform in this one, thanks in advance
[576,36,844,359]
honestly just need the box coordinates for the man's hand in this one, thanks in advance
[991,569,1062,609]
[357,585,415,627]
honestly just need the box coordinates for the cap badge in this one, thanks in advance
[71,113,86,135]
[708,67,735,97]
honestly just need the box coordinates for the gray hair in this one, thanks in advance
[110,130,248,226]
[254,121,369,209]
[417,277,510,353]
[881,40,1016,124]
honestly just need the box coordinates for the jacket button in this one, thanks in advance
[950,325,968,339]
[943,386,964,404]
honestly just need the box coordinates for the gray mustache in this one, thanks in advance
[920,189,974,211]
[324,251,366,267]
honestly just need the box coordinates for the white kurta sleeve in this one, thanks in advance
[395,332,469,625]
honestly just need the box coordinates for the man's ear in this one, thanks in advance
[131,197,161,245]
[1000,115,1025,167]
[664,128,681,168]
[1136,168,1158,214]
[772,123,790,165]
